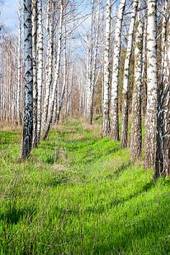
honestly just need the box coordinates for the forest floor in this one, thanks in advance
[0,119,170,255]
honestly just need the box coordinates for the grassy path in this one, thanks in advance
[0,120,170,254]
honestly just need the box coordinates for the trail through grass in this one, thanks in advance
[0,120,170,254]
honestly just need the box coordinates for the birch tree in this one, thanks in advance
[86,0,100,125]
[130,11,143,160]
[36,0,43,143]
[103,0,111,136]
[17,2,23,125]
[43,0,54,125]
[21,0,33,159]
[55,17,67,124]
[121,0,138,147]
[144,0,158,169]
[43,0,63,140]
[111,0,126,141]
[32,0,38,147]
[155,0,170,176]
[0,36,18,124]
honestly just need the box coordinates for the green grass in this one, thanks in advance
[0,119,170,255]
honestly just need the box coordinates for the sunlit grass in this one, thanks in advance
[0,120,170,254]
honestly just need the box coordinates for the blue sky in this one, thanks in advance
[1,0,89,33]
[1,0,18,32]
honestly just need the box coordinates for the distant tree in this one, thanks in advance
[17,2,23,125]
[103,0,111,136]
[86,0,100,125]
[130,9,143,160]
[121,0,139,148]
[43,0,63,140]
[110,0,126,141]
[43,0,54,126]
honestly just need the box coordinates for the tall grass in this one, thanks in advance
[0,120,170,254]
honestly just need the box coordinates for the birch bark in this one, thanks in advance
[32,0,38,147]
[111,0,126,141]
[43,0,54,125]
[121,0,138,147]
[144,0,158,169]
[36,0,43,143]
[155,0,170,176]
[21,0,33,159]
[43,0,63,139]
[103,0,111,136]
[17,3,23,125]
[130,13,143,160]
[56,21,67,124]
[163,14,170,175]
[86,0,100,124]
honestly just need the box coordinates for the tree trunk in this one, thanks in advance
[103,0,111,136]
[56,24,67,125]
[87,0,100,125]
[42,0,54,125]
[32,0,38,148]
[155,0,170,177]
[36,0,43,143]
[130,13,143,160]
[144,0,158,169]
[21,0,33,159]
[121,0,138,147]
[43,0,63,140]
[17,4,23,126]
[141,19,147,116]
[111,0,126,141]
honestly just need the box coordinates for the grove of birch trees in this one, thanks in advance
[0,0,169,177]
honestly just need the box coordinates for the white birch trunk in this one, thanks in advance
[36,0,43,143]
[86,0,100,124]
[144,0,158,169]
[141,18,147,116]
[42,0,54,125]
[21,0,33,159]
[121,0,138,147]
[17,3,23,125]
[90,0,100,124]
[32,0,38,147]
[43,0,63,139]
[103,0,111,136]
[155,0,170,176]
[163,11,170,175]
[56,21,67,124]
[130,13,143,160]
[111,0,126,141]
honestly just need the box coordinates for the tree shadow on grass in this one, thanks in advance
[109,180,155,208]
[81,146,121,165]
[65,138,99,152]
[108,194,170,254]
[47,174,69,187]
[0,205,36,224]
[53,205,80,217]
[83,180,156,216]
[105,161,132,180]
[38,143,57,150]
[68,140,121,166]
[44,155,56,164]
[0,132,19,146]
[57,130,77,136]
